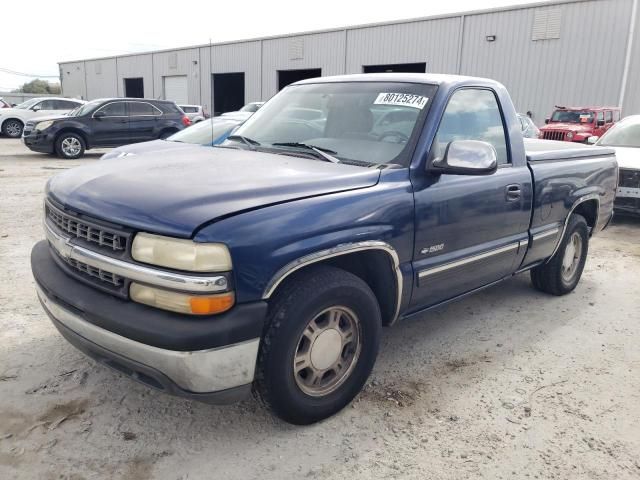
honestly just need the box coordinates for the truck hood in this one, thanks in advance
[542,123,593,134]
[48,146,381,237]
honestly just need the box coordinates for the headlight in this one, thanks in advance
[131,232,232,272]
[35,120,54,131]
[130,283,234,315]
[566,131,574,140]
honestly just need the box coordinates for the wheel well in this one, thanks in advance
[55,128,88,148]
[573,199,598,233]
[160,128,178,137]
[270,250,399,326]
[1,117,23,128]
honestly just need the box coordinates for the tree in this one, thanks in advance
[13,79,61,94]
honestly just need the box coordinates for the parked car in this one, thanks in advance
[0,97,85,138]
[590,115,640,215]
[22,98,191,159]
[179,104,208,123]
[100,115,248,160]
[0,97,12,108]
[31,74,616,425]
[517,113,540,138]
[222,101,264,115]
[539,106,621,143]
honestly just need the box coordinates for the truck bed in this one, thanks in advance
[524,138,615,162]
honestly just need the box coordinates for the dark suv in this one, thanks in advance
[23,98,190,159]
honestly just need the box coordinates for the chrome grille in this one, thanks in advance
[46,203,126,251]
[63,256,124,287]
[542,130,566,141]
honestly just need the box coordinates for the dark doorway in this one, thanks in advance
[212,72,245,116]
[124,78,144,98]
[363,63,426,74]
[277,68,322,90]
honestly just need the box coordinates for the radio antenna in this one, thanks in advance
[210,37,214,147]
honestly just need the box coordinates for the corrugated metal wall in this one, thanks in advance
[59,0,640,119]
[621,0,640,113]
[261,31,346,98]
[151,48,200,104]
[59,61,87,100]
[460,0,633,121]
[345,17,461,74]
[116,54,153,98]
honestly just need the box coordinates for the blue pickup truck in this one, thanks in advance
[31,74,617,425]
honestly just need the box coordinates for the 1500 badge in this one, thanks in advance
[420,243,445,255]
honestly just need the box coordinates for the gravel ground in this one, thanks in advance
[1,137,639,480]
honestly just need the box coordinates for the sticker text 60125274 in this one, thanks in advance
[374,93,429,109]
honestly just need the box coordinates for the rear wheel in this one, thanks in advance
[531,214,589,295]
[2,119,23,138]
[56,133,85,159]
[255,265,381,424]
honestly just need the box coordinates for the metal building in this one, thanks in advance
[59,0,639,122]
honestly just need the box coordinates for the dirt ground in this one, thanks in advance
[0,137,639,480]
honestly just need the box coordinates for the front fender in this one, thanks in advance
[194,169,415,305]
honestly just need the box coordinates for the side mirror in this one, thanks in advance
[429,140,498,176]
[587,136,599,145]
[94,110,105,119]
[545,118,550,124]
[32,105,41,111]
[597,120,605,127]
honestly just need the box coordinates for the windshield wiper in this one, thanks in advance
[227,135,260,150]
[271,142,340,163]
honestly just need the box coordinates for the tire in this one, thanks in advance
[255,265,382,425]
[55,133,85,159]
[530,214,589,296]
[2,119,23,138]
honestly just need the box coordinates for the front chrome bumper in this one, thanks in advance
[36,284,259,395]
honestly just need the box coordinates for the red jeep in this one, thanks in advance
[539,106,621,143]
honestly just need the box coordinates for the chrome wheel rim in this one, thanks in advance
[61,137,81,156]
[293,306,362,397]
[6,121,21,137]
[561,232,582,282]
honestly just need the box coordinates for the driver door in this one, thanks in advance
[410,88,532,310]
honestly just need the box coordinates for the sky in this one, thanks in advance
[0,0,555,91]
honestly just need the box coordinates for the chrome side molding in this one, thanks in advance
[418,242,520,279]
[262,241,403,324]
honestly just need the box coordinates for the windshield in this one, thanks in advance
[69,100,102,117]
[551,110,594,123]
[168,118,240,144]
[14,98,41,110]
[598,118,640,148]
[230,82,436,165]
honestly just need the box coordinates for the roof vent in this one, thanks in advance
[532,7,562,41]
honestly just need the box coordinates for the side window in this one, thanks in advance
[614,110,621,122]
[435,89,509,165]
[128,102,160,116]
[597,111,604,124]
[97,102,127,117]
[38,100,56,110]
[605,111,613,123]
[55,100,80,110]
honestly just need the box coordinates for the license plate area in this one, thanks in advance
[617,187,640,198]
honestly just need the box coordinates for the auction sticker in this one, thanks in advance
[374,93,428,109]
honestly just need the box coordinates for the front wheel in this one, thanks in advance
[531,214,589,295]
[254,265,381,424]
[2,119,23,138]
[56,133,85,159]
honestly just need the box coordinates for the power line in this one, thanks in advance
[0,67,59,78]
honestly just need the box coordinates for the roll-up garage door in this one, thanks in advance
[163,75,188,104]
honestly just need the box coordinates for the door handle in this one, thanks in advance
[506,184,521,201]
